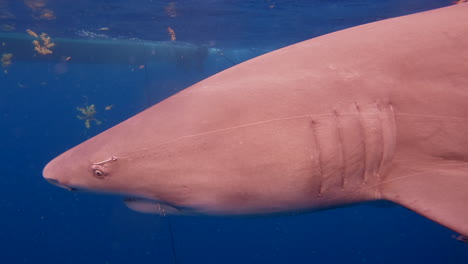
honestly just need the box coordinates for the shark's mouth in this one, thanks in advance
[45,178,78,192]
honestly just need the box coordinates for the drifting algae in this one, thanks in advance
[1,53,12,67]
[27,30,55,55]
[76,104,102,129]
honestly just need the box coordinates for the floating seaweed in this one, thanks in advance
[76,104,102,129]
[26,29,38,38]
[24,0,56,20]
[164,2,178,18]
[33,33,55,55]
[1,53,12,67]
[167,27,176,41]
[39,9,55,20]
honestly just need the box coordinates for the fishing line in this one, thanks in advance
[144,63,178,264]
[166,216,179,264]
[144,63,152,107]
[217,49,237,66]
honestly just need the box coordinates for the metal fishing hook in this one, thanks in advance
[93,156,118,165]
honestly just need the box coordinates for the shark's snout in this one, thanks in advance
[42,159,57,183]
[43,160,77,191]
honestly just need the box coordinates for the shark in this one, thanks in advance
[43,3,468,237]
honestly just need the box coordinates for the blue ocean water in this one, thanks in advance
[1,0,467,263]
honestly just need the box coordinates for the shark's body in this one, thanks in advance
[44,4,468,237]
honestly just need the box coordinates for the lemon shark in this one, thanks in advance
[43,4,468,237]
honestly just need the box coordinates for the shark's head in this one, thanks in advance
[43,144,189,215]
[41,105,285,216]
[41,112,210,215]
[43,139,124,194]
[42,95,323,217]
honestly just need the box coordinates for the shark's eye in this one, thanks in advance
[91,164,107,179]
[93,169,105,177]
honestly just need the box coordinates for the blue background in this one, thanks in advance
[1,0,467,263]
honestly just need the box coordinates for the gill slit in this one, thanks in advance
[382,103,397,181]
[310,116,324,196]
[354,102,368,184]
[375,103,386,180]
[333,109,346,189]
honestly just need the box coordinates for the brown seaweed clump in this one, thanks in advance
[26,29,38,37]
[24,0,56,20]
[32,32,55,55]
[164,2,178,18]
[167,27,176,41]
[1,53,12,67]
[76,104,102,129]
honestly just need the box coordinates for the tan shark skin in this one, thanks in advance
[43,4,468,236]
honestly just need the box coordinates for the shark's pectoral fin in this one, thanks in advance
[453,234,468,243]
[124,197,187,215]
[124,197,161,214]
[381,166,468,237]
